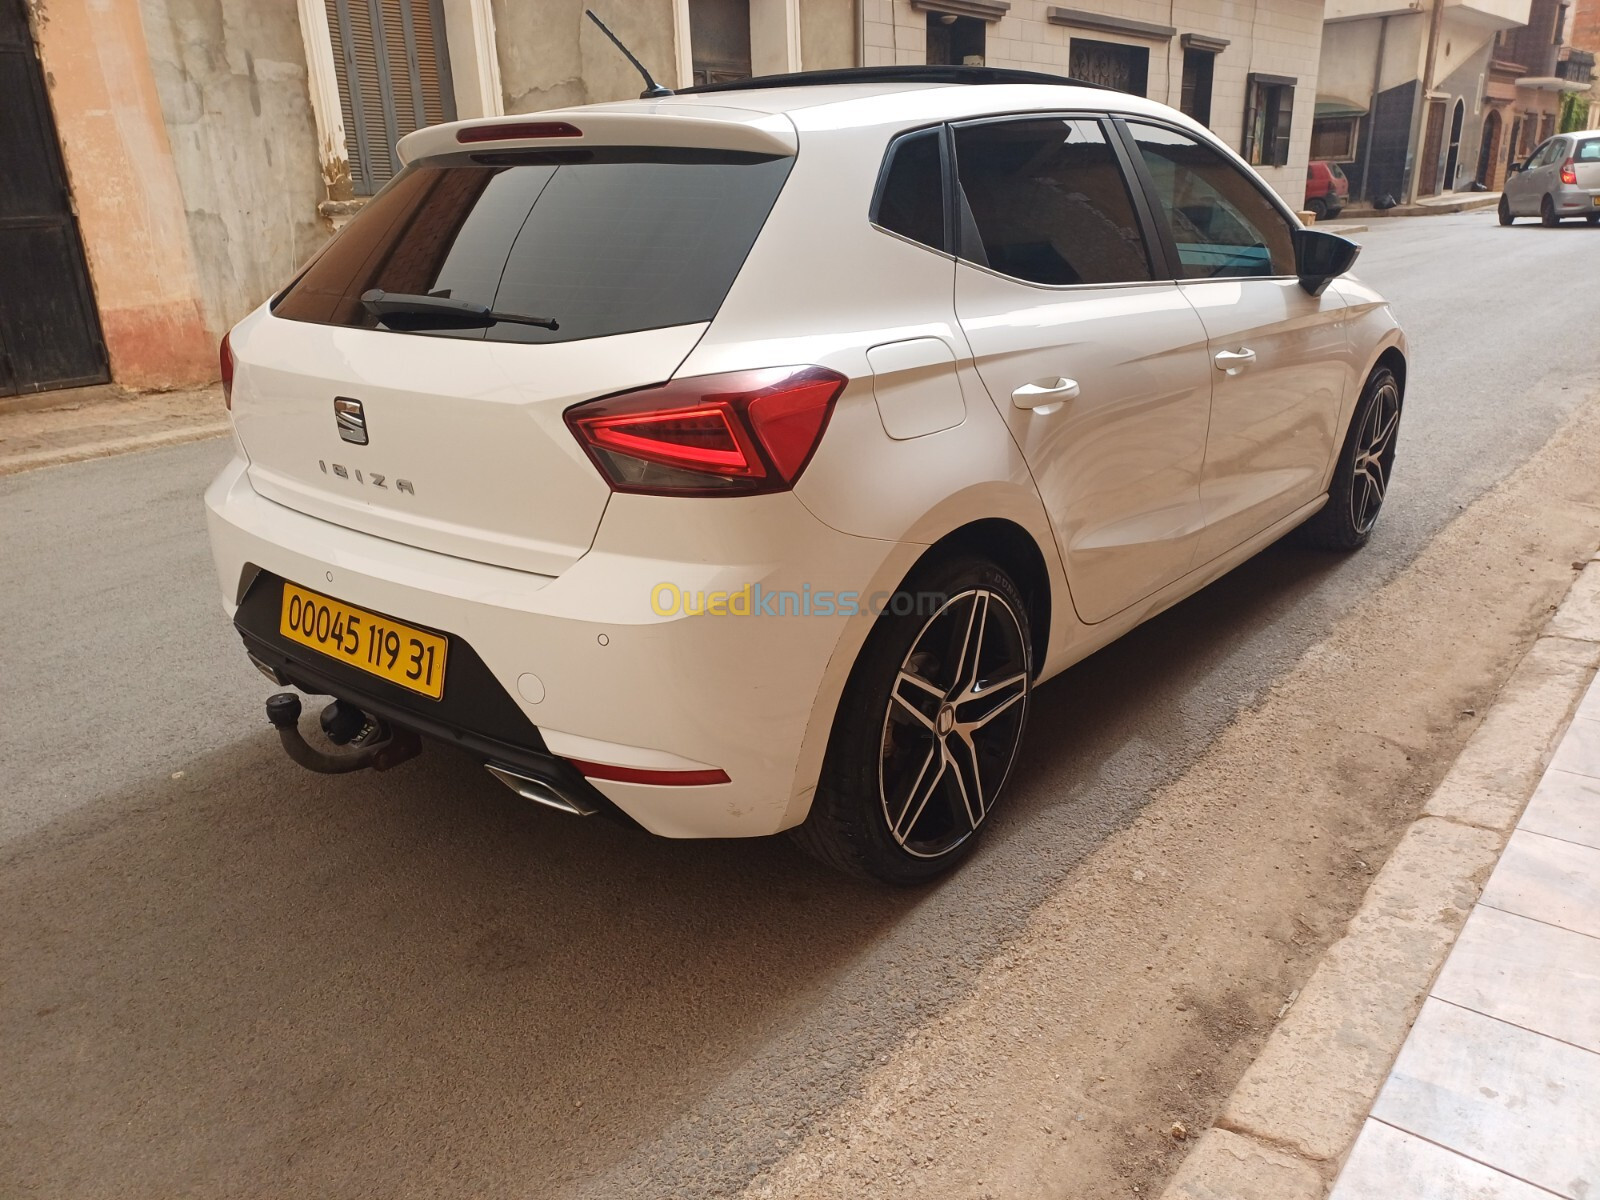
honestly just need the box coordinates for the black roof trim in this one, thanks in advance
[674,65,1107,96]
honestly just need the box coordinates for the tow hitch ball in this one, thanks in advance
[265,692,421,774]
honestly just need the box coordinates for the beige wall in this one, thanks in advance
[138,0,327,338]
[491,0,679,113]
[864,0,1328,205]
[29,0,214,388]
[1318,12,1427,103]
[800,0,859,67]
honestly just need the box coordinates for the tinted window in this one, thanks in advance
[1125,122,1295,279]
[874,129,947,252]
[952,118,1153,286]
[273,148,792,344]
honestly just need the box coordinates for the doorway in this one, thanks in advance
[687,0,753,85]
[926,12,986,65]
[0,0,108,396]
[1476,108,1501,188]
[1418,99,1446,196]
[1443,98,1465,191]
[1179,48,1214,127]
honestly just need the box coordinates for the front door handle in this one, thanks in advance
[1214,348,1256,375]
[1012,377,1080,415]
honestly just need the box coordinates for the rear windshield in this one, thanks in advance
[1576,139,1600,163]
[1327,161,1347,179]
[273,147,793,344]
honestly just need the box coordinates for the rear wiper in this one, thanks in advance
[360,289,558,330]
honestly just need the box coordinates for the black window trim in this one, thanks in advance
[944,109,1174,292]
[1110,114,1302,285]
[868,122,957,258]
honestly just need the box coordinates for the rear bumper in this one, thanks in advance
[234,570,613,817]
[1554,185,1600,211]
[205,454,902,838]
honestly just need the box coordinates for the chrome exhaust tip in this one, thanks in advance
[247,652,288,685]
[485,764,599,816]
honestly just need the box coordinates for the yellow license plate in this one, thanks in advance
[280,583,448,699]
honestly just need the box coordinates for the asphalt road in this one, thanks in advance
[4,212,1599,1198]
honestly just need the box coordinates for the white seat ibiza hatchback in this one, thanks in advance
[207,66,1406,884]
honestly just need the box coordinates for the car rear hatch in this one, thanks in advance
[1572,138,1600,191]
[230,105,798,577]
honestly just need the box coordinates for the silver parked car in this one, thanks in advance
[1500,131,1600,226]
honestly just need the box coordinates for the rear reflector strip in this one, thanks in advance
[456,121,582,143]
[567,758,730,787]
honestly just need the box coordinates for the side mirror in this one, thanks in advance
[1508,162,1523,174]
[1295,227,1361,297]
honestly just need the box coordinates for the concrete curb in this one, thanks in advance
[1159,554,1600,1200]
[1341,193,1501,220]
[0,422,229,477]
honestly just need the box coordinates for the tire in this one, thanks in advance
[1587,213,1599,226]
[1295,366,1402,552]
[791,554,1032,885]
[1308,196,1328,221]
[1498,195,1514,226]
[1541,195,1560,226]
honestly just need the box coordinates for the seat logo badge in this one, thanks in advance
[334,396,369,445]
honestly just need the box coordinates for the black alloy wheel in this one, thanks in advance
[795,556,1032,884]
[1295,366,1402,551]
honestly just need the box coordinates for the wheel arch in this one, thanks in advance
[776,514,1064,833]
[1374,344,1407,406]
[910,518,1054,680]
[1316,312,1407,499]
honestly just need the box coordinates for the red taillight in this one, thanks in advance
[1561,158,1578,185]
[568,758,730,787]
[565,367,848,496]
[456,121,581,143]
[219,332,234,410]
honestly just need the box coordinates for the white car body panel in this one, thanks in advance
[1181,276,1353,562]
[955,267,1213,625]
[206,77,1408,842]
[229,309,703,576]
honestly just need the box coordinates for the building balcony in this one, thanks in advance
[1557,48,1596,87]
[1326,0,1531,31]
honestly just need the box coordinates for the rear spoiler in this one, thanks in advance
[398,106,798,165]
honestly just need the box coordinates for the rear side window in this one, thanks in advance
[952,117,1153,286]
[1123,121,1296,279]
[273,148,793,344]
[873,129,947,252]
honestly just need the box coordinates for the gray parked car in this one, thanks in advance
[1499,132,1600,226]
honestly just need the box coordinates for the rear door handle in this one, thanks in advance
[1214,348,1256,375]
[1012,377,1079,415]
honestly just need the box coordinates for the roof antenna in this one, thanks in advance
[585,9,674,99]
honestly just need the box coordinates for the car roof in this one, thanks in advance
[536,78,1187,132]
[399,71,1205,165]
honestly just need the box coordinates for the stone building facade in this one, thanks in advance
[8,0,1326,395]
[1314,0,1534,205]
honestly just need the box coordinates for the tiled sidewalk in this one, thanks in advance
[1330,681,1600,1199]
